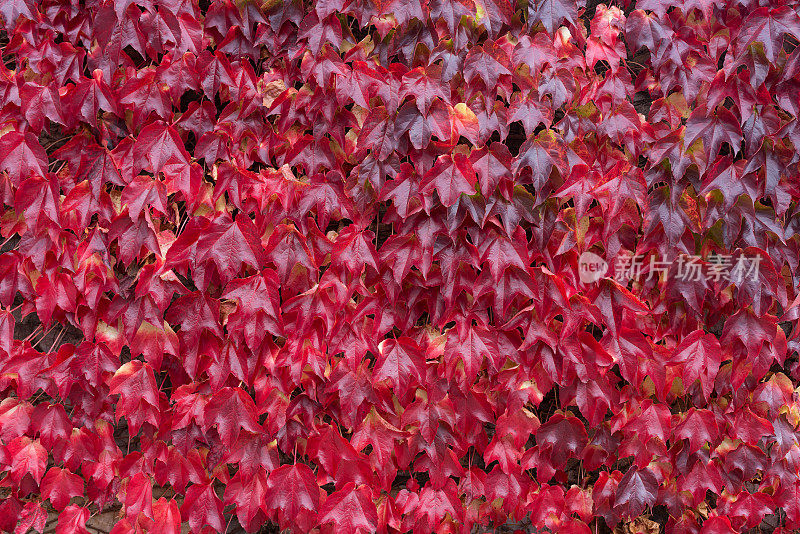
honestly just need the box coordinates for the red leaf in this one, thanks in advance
[6,436,46,485]
[0,131,47,184]
[672,330,723,400]
[125,472,154,519]
[41,467,84,511]
[421,153,477,207]
[614,466,658,518]
[179,482,225,532]
[672,408,720,453]
[528,0,577,34]
[319,483,378,534]
[55,505,90,534]
[203,386,261,445]
[264,463,321,529]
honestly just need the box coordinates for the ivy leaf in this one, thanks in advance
[374,337,427,395]
[134,121,191,175]
[614,466,658,518]
[265,464,321,530]
[421,153,477,207]
[203,387,261,446]
[528,0,577,34]
[319,483,378,534]
[735,7,800,62]
[6,436,47,484]
[672,408,720,453]
[41,467,84,511]
[180,482,226,532]
[671,330,723,401]
[399,66,450,115]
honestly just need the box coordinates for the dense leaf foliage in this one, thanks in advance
[1,0,800,532]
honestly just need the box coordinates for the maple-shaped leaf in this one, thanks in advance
[319,483,378,534]
[122,174,169,220]
[463,46,512,88]
[0,0,38,28]
[677,458,725,507]
[195,215,266,286]
[597,102,645,155]
[301,45,349,87]
[483,465,528,513]
[719,490,775,530]
[720,307,779,358]
[351,408,408,477]
[134,121,191,175]
[450,102,480,145]
[477,230,530,279]
[699,516,737,534]
[625,9,671,52]
[752,372,793,418]
[378,233,422,284]
[402,394,457,445]
[672,408,720,453]
[400,480,464,531]
[203,386,261,445]
[14,502,47,534]
[671,330,723,400]
[222,469,267,530]
[723,443,768,489]
[335,61,380,108]
[614,466,658,518]
[55,505,89,534]
[154,447,206,493]
[374,337,427,396]
[20,82,63,131]
[0,498,21,533]
[399,68,449,115]
[125,472,154,519]
[15,174,61,232]
[528,0,577,34]
[6,436,47,484]
[357,107,397,161]
[470,143,513,197]
[621,401,672,446]
[49,341,119,397]
[64,69,118,127]
[444,322,500,383]
[330,226,379,277]
[379,164,423,219]
[421,153,477,207]
[0,397,32,442]
[56,135,124,194]
[509,93,553,138]
[286,134,337,176]
[683,107,743,160]
[164,291,223,348]
[535,412,588,467]
[514,130,568,200]
[265,463,321,530]
[376,0,424,25]
[735,7,800,63]
[196,50,234,99]
[699,157,752,212]
[777,482,800,529]
[180,482,226,532]
[41,467,84,511]
[395,100,451,150]
[222,271,283,345]
[108,360,161,433]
